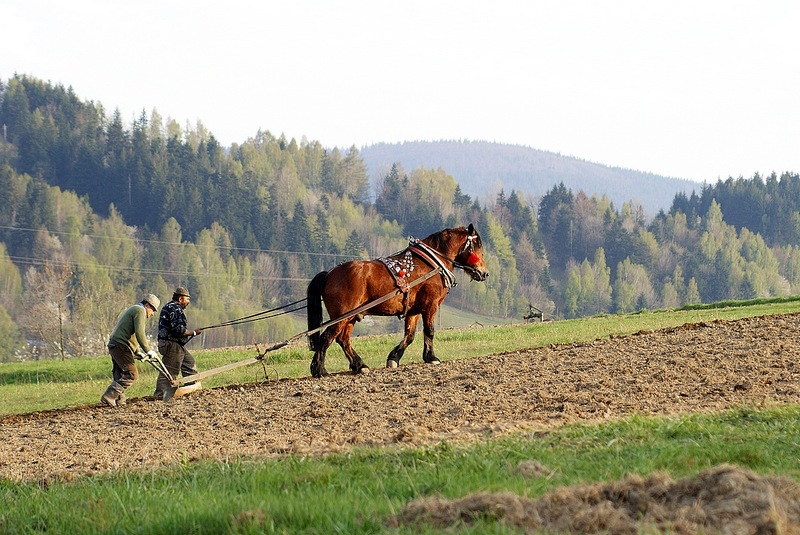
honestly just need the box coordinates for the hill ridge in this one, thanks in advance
[360,140,701,217]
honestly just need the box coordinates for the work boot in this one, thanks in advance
[100,382,124,407]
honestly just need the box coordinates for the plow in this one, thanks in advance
[144,267,448,401]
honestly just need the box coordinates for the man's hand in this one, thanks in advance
[146,349,159,361]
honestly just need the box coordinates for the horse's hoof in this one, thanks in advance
[386,360,399,369]
[358,366,371,375]
[425,358,441,365]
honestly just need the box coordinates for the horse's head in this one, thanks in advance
[455,224,489,282]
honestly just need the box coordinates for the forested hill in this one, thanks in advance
[3,73,800,362]
[360,140,699,217]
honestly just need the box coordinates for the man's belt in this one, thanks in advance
[158,337,185,344]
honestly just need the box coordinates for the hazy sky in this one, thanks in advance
[4,0,798,183]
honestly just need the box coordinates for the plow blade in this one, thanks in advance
[161,341,288,402]
[162,382,202,402]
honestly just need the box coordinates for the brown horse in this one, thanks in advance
[306,224,489,378]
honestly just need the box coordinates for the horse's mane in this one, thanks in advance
[424,226,464,251]
[423,226,484,253]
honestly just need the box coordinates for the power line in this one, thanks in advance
[0,223,363,281]
[5,255,310,282]
[0,224,356,259]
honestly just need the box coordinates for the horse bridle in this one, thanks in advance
[452,234,482,275]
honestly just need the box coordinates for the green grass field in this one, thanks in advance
[2,298,800,534]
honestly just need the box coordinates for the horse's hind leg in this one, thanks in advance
[386,314,419,368]
[310,348,328,378]
[337,320,370,374]
[310,324,340,378]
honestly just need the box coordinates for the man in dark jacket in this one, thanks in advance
[153,287,204,400]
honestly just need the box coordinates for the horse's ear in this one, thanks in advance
[467,223,475,235]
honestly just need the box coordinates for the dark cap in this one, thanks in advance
[174,286,191,298]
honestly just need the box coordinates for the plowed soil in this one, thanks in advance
[2,313,799,484]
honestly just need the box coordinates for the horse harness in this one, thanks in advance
[380,235,476,317]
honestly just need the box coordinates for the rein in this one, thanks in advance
[198,298,307,330]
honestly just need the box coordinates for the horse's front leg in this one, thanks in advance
[386,314,419,368]
[337,320,370,374]
[421,311,440,365]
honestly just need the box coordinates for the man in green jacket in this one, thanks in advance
[101,293,160,407]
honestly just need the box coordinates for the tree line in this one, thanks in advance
[1,74,799,360]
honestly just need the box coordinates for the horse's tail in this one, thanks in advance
[307,270,329,350]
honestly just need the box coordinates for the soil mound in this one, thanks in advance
[392,464,800,534]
